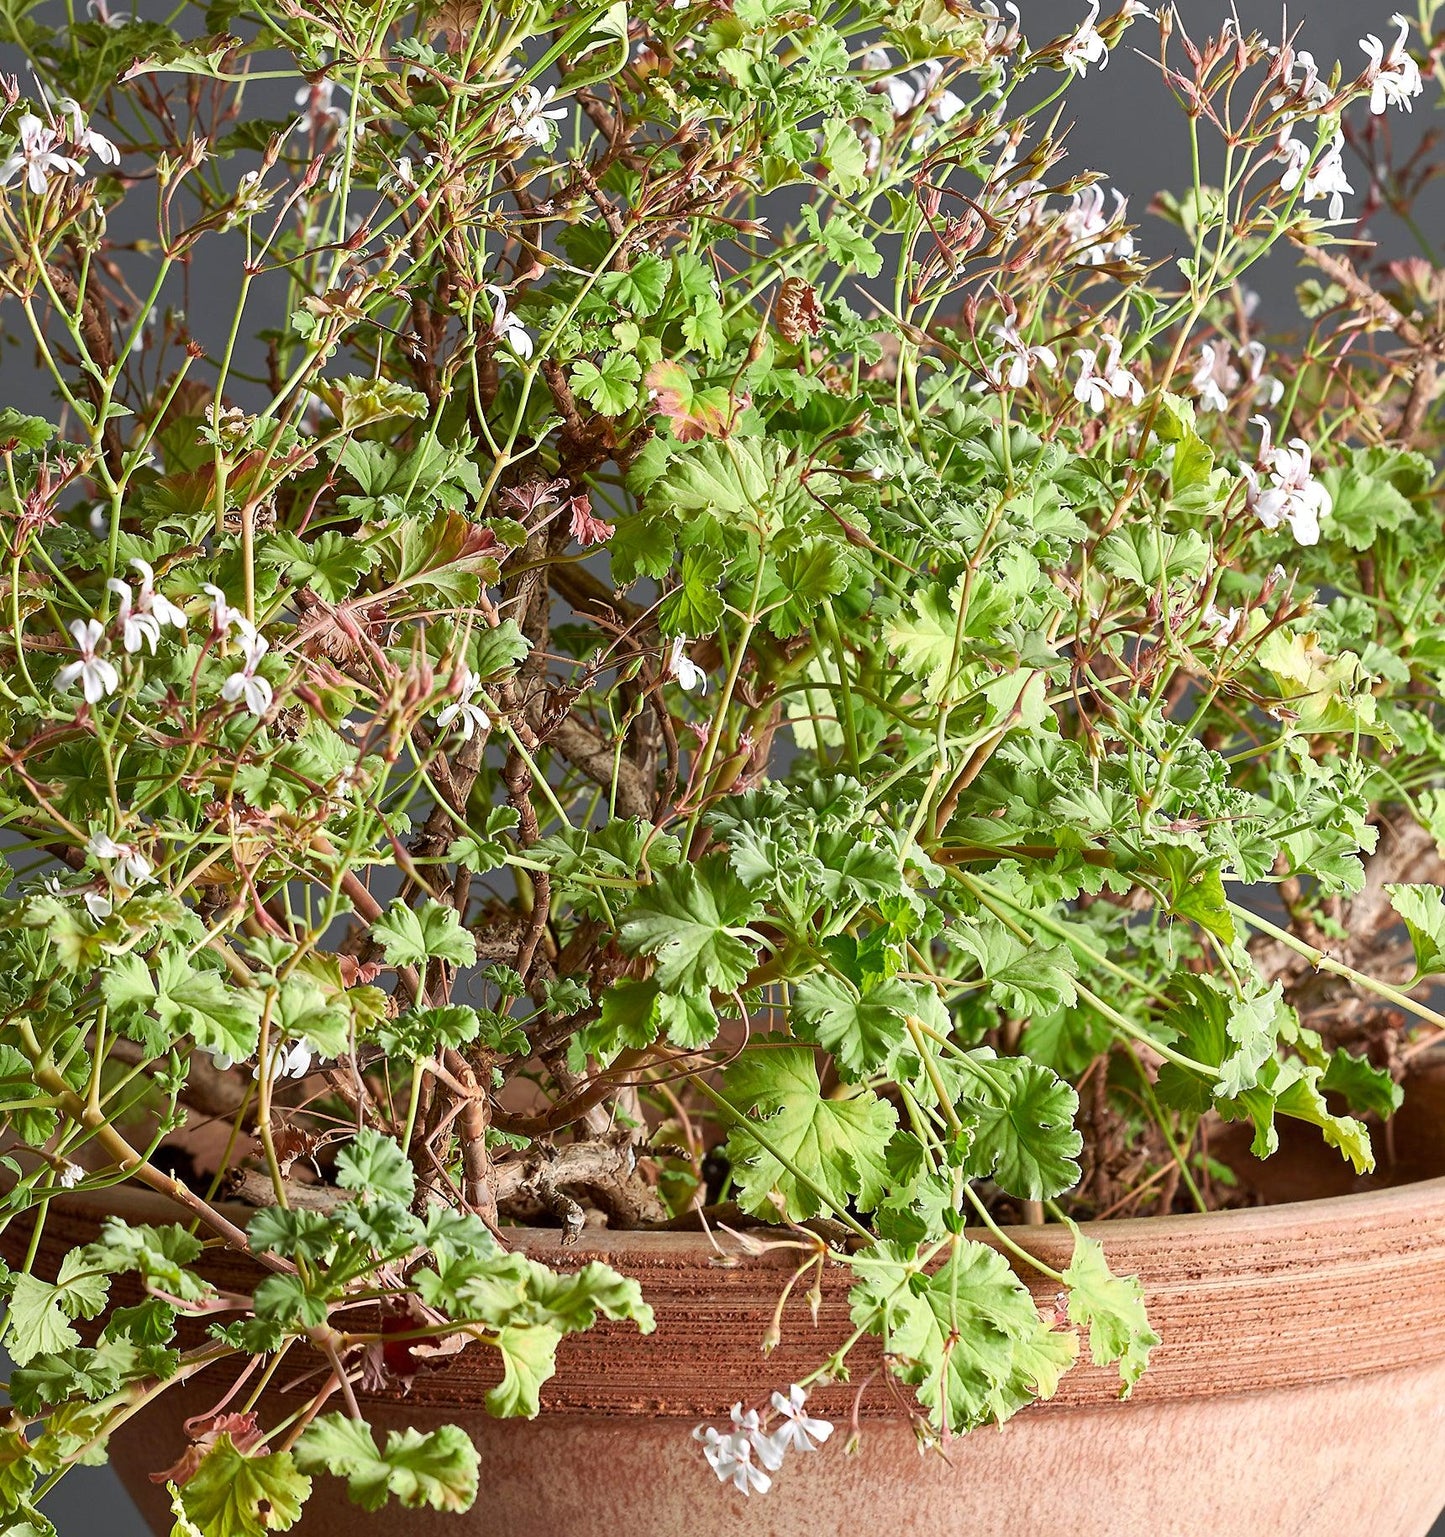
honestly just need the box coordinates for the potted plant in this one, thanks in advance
[4,0,1445,1531]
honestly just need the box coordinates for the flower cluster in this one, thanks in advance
[1074,336,1142,412]
[1241,417,1331,546]
[693,1388,834,1496]
[0,98,116,194]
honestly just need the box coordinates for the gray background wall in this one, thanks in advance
[9,0,1443,1530]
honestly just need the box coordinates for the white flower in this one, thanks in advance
[768,1386,833,1454]
[1060,185,1133,265]
[54,98,119,165]
[1243,416,1330,546]
[221,629,274,717]
[1241,341,1284,407]
[987,321,1057,390]
[106,578,162,654]
[693,1425,772,1495]
[294,76,347,135]
[83,890,113,921]
[272,1040,314,1080]
[203,583,248,637]
[1075,337,1142,411]
[934,88,966,125]
[1074,349,1112,412]
[1361,16,1423,115]
[56,618,119,703]
[1190,343,1234,414]
[131,558,188,631]
[1274,129,1311,194]
[884,73,920,117]
[1061,0,1109,76]
[1271,47,1329,113]
[1301,131,1353,221]
[981,1,1022,53]
[85,0,130,22]
[508,84,566,147]
[57,1161,84,1189]
[666,636,707,693]
[0,113,85,195]
[435,666,492,740]
[86,831,153,890]
[484,284,534,360]
[1200,602,1245,647]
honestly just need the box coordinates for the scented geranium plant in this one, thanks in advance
[0,0,1443,1524]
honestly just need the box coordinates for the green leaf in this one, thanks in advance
[276,976,350,1058]
[791,970,914,1078]
[887,580,965,703]
[597,256,668,316]
[722,1043,897,1220]
[659,545,726,636]
[103,948,262,1060]
[3,1253,111,1366]
[294,1416,478,1513]
[487,1323,561,1418]
[1061,1225,1159,1396]
[447,807,519,875]
[1155,392,1214,491]
[648,438,771,516]
[958,1052,1083,1201]
[262,531,377,603]
[953,922,1079,1016]
[1321,1048,1403,1119]
[569,353,642,415]
[849,1239,1077,1434]
[619,855,761,994]
[178,1436,310,1536]
[335,1129,416,1204]
[1155,848,1235,945]
[820,118,868,194]
[1386,883,1445,979]
[314,376,429,431]
[373,899,477,969]
[0,1043,58,1145]
[0,409,53,450]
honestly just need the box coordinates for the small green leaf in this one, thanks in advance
[335,1129,416,1204]
[373,899,477,969]
[569,353,642,415]
[487,1323,561,1418]
[791,970,914,1078]
[958,1051,1083,1201]
[849,1239,1077,1434]
[1061,1225,1159,1396]
[1386,883,1445,979]
[3,1253,111,1366]
[619,855,761,994]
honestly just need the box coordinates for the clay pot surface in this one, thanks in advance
[19,1169,1445,1537]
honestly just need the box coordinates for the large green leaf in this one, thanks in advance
[619,855,761,993]
[958,1051,1083,1201]
[722,1044,896,1220]
[178,1437,310,1535]
[294,1416,478,1512]
[849,1239,1077,1434]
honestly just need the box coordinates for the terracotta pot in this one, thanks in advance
[17,1172,1445,1537]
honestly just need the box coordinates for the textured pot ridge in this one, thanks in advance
[22,1171,1445,1534]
